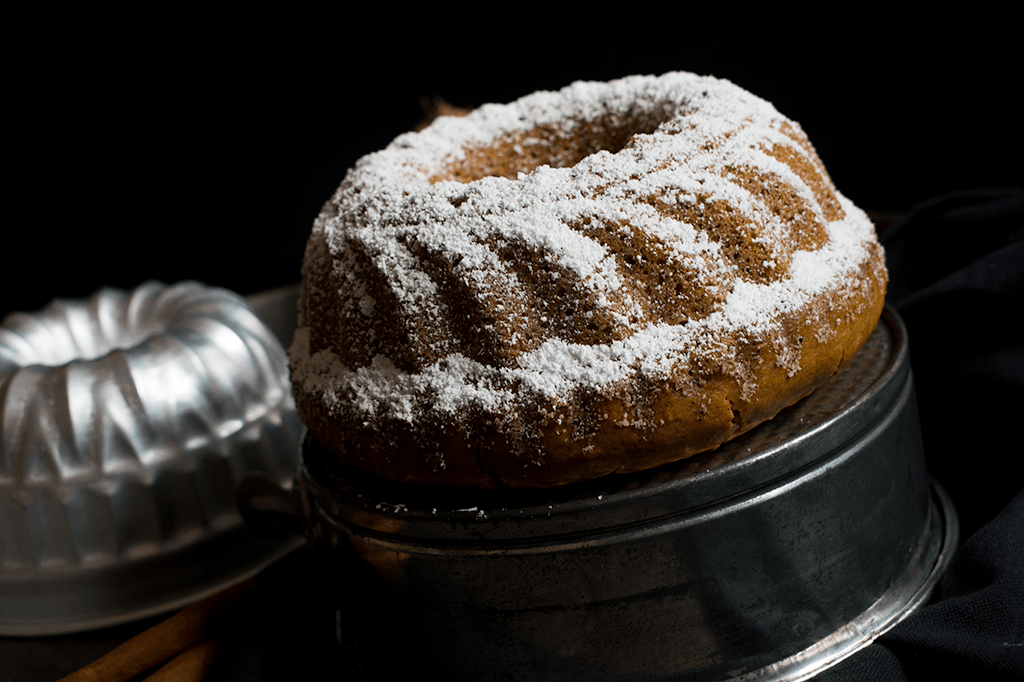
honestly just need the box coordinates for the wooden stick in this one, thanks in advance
[58,579,254,682]
[142,640,223,682]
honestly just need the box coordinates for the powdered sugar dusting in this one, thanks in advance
[290,71,885,457]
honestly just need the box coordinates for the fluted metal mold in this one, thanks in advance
[0,282,302,634]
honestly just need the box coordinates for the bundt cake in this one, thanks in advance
[289,72,888,489]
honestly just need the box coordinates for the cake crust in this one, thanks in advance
[290,72,887,489]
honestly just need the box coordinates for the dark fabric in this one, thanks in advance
[882,189,1024,541]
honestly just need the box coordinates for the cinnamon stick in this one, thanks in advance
[142,640,223,682]
[58,578,253,682]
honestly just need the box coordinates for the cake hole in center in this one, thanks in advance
[433,110,673,184]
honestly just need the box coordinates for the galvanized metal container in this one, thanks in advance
[300,306,957,681]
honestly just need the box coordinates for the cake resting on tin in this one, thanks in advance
[289,72,887,489]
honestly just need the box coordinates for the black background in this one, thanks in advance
[4,9,1022,681]
[6,10,1021,315]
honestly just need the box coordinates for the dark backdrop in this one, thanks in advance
[4,9,1023,681]
[6,11,1020,314]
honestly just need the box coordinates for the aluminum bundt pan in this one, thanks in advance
[0,281,304,636]
[295,306,958,682]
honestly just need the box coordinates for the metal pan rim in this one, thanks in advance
[728,479,957,682]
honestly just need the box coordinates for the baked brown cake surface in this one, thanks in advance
[289,72,887,489]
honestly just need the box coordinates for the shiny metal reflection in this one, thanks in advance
[0,283,304,635]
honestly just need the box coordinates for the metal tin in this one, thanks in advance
[301,306,957,681]
[0,283,304,636]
